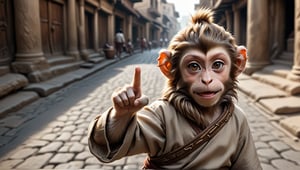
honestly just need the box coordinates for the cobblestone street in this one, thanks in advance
[0,49,300,169]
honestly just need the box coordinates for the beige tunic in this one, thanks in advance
[88,100,262,169]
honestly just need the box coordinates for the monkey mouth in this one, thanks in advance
[194,90,221,98]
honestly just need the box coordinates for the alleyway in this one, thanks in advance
[0,49,299,169]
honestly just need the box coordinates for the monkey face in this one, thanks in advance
[179,47,231,107]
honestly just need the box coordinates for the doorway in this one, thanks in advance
[40,0,65,57]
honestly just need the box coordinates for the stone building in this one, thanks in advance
[160,1,180,42]
[0,0,179,115]
[195,0,300,137]
[133,0,179,47]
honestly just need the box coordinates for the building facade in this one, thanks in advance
[0,0,179,115]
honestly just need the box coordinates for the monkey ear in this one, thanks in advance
[235,45,248,76]
[157,49,173,79]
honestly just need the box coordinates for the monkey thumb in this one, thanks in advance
[134,95,149,107]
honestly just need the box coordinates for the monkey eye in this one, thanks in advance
[212,61,224,71]
[187,62,201,72]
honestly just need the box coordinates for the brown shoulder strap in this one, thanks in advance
[145,104,233,167]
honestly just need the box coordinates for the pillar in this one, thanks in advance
[145,22,150,40]
[225,11,232,33]
[126,15,133,41]
[288,0,300,81]
[67,0,80,59]
[12,0,49,73]
[78,0,89,59]
[244,0,271,74]
[233,6,241,44]
[94,9,99,51]
[108,14,114,44]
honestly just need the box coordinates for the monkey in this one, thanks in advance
[157,11,247,130]
[88,8,262,170]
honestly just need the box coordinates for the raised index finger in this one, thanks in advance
[132,67,141,92]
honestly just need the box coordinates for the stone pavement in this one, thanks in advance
[238,72,300,139]
[0,49,300,169]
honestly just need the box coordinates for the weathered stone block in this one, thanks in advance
[280,116,300,138]
[0,73,28,97]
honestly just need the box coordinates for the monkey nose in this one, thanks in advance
[201,73,213,85]
[201,78,213,85]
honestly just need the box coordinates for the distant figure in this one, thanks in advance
[126,39,134,55]
[140,37,147,53]
[148,41,152,51]
[115,29,125,59]
[164,37,168,47]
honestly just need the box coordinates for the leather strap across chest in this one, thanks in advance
[145,103,234,167]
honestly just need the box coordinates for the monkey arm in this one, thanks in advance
[87,104,165,163]
[88,107,135,162]
[92,108,133,146]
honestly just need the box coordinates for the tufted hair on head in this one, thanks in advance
[190,8,214,24]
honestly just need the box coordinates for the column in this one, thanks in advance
[127,16,133,41]
[225,11,232,33]
[233,6,241,44]
[108,14,114,44]
[288,0,300,81]
[146,22,150,40]
[78,0,88,59]
[244,0,271,74]
[67,0,79,59]
[12,0,49,73]
[94,9,99,51]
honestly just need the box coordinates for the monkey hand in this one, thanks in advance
[111,67,149,118]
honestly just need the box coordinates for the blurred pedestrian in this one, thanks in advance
[160,38,163,47]
[140,37,147,53]
[164,37,168,47]
[115,29,125,59]
[148,41,152,51]
[126,39,134,55]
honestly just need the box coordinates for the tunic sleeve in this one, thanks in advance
[88,102,166,163]
[230,108,262,170]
